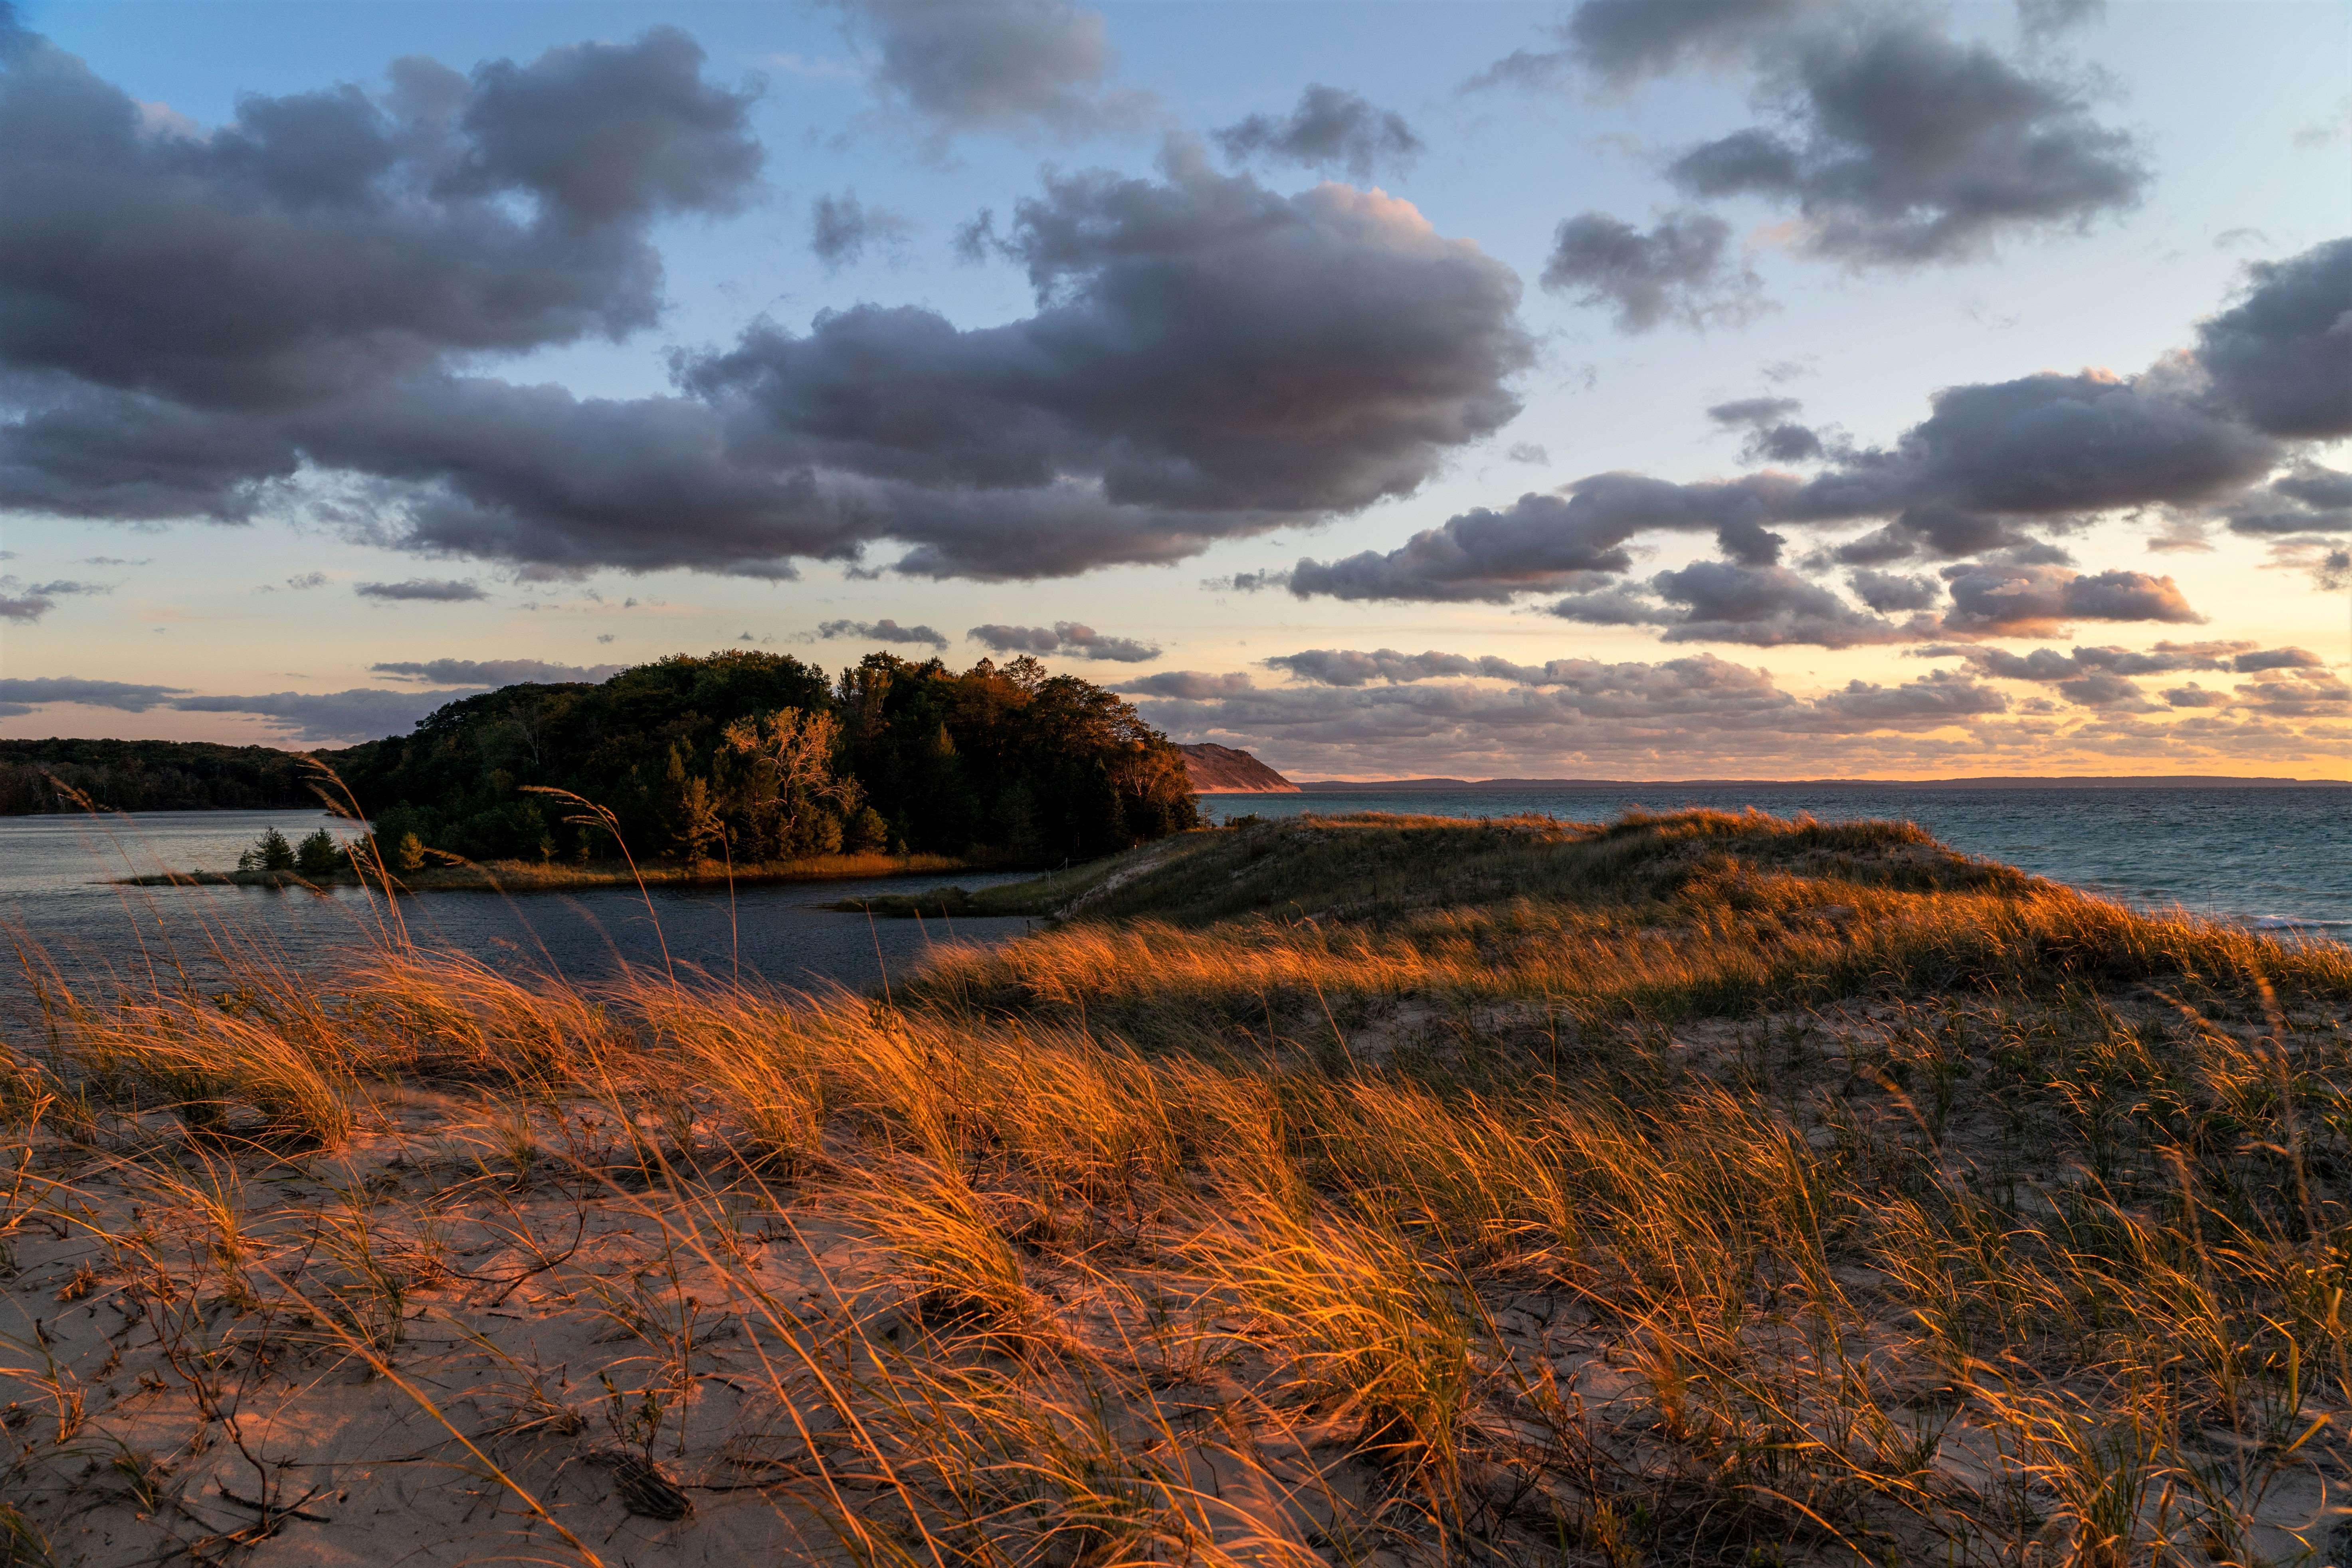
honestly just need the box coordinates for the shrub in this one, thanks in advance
[237,826,297,873]
[295,828,343,876]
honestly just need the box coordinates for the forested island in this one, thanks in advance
[83,651,1201,883]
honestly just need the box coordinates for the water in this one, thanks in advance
[1198,785,2352,933]
[7,786,2346,1006]
[2,809,1035,1002]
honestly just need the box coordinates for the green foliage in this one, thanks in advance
[237,827,297,873]
[332,649,1200,866]
[0,738,318,814]
[294,828,343,876]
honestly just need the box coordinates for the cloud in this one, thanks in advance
[1113,638,2346,777]
[1466,0,1825,91]
[2222,462,2352,536]
[1939,563,2200,636]
[967,621,1159,662]
[826,0,1156,143]
[1214,84,1423,181]
[0,574,109,622]
[1506,442,1550,465]
[0,15,1530,586]
[814,617,949,648]
[2015,0,2103,42]
[1846,568,1938,612]
[0,673,475,741]
[1550,560,1934,648]
[369,658,624,685]
[1922,639,2318,683]
[810,190,914,270]
[285,570,329,590]
[165,687,486,744]
[1540,210,1766,332]
[1662,17,2148,265]
[1269,260,2299,606]
[0,20,759,412]
[1116,670,1257,699]
[674,142,1532,579]
[355,578,487,602]
[0,675,187,715]
[1480,4,2145,267]
[1706,396,1823,461]
[2194,238,2352,439]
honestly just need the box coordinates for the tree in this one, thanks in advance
[239,826,297,872]
[294,828,342,876]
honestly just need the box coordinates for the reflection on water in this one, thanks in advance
[4,809,1034,1004]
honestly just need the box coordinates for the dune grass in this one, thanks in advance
[2,808,2346,1566]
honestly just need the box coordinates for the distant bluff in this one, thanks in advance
[1175,742,1296,793]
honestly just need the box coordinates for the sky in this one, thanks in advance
[0,0,2346,780]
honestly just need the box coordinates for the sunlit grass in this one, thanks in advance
[3,807,2346,1565]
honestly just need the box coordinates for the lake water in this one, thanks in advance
[6,786,2345,1011]
[1199,785,2352,933]
[2,810,1035,1005]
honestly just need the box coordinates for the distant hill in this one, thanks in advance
[1176,743,1297,793]
[0,738,321,814]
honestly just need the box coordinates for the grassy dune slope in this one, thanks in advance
[4,809,2348,1567]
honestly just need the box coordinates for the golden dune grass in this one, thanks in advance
[2,808,2347,1566]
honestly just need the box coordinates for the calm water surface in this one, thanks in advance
[2,810,1033,1002]
[1200,786,2352,932]
[6,786,2345,1008]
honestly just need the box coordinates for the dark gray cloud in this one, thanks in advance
[1479,4,2145,267]
[968,621,1159,661]
[1271,345,2283,606]
[810,190,913,270]
[0,675,185,714]
[814,617,948,648]
[828,0,1154,142]
[0,574,109,622]
[0,673,477,741]
[1812,667,2007,721]
[1214,84,1423,181]
[355,578,487,602]
[1706,395,1824,461]
[1661,17,2148,265]
[370,658,624,685]
[1921,639,2318,682]
[166,687,485,744]
[0,18,1530,585]
[1467,0,1824,92]
[1939,563,2200,636]
[1254,491,1639,603]
[1541,211,1764,332]
[2194,239,2352,439]
[284,571,329,590]
[1550,560,1932,648]
[0,18,759,411]
[677,143,1532,578]
[1846,568,1938,612]
[1116,670,1256,699]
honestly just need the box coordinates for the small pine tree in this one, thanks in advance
[295,828,342,876]
[242,826,296,873]
[393,832,427,873]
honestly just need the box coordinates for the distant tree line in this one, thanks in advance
[0,739,321,815]
[331,650,1200,866]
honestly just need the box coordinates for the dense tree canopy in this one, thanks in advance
[328,651,1199,865]
[0,740,319,814]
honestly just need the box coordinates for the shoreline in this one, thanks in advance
[113,850,991,894]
